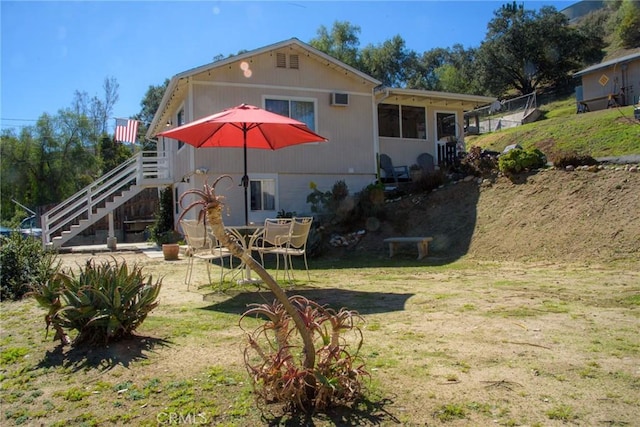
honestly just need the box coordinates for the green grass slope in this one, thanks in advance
[466,99,640,161]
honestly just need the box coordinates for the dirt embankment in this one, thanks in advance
[358,167,640,264]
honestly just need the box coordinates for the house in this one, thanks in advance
[41,38,493,248]
[146,38,494,227]
[573,51,640,113]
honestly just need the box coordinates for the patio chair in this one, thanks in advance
[280,216,313,282]
[180,219,233,290]
[249,218,293,280]
[379,153,409,184]
[417,153,435,174]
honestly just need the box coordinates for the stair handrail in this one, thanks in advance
[42,151,169,246]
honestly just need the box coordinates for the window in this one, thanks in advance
[436,112,457,140]
[378,104,426,139]
[265,98,316,131]
[176,108,185,150]
[378,104,400,137]
[250,178,276,211]
[402,106,426,139]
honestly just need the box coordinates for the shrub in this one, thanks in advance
[498,148,546,175]
[355,182,386,221]
[0,232,60,300]
[552,154,598,169]
[241,295,368,412]
[150,186,180,244]
[30,258,162,346]
[412,169,447,192]
[460,146,499,177]
[306,180,350,217]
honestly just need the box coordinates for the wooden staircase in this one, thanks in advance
[42,151,173,248]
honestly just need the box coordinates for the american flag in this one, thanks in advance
[114,118,139,144]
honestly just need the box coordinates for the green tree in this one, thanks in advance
[617,0,640,48]
[134,79,169,150]
[70,76,119,140]
[98,134,133,173]
[413,47,450,90]
[478,2,593,96]
[309,21,362,68]
[434,44,484,94]
[360,35,418,87]
[0,78,119,222]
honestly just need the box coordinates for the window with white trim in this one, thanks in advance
[265,98,316,131]
[378,103,426,139]
[250,178,276,212]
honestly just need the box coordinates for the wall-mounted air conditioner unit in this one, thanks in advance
[330,92,349,106]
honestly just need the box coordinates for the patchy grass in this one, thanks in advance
[466,103,638,158]
[0,253,638,426]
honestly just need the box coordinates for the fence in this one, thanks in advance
[465,92,537,134]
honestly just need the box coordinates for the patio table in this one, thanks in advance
[225,224,263,285]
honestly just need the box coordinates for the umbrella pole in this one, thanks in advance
[243,128,249,226]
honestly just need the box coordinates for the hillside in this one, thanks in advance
[466,104,639,160]
[355,166,640,264]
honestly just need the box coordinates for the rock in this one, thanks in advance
[565,165,575,171]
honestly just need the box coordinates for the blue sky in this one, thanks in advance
[1,0,573,131]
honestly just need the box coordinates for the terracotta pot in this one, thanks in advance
[162,243,180,261]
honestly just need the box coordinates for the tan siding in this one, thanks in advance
[158,40,490,225]
[580,58,640,110]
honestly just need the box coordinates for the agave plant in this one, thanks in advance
[30,258,162,346]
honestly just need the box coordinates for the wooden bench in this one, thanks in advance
[383,237,433,260]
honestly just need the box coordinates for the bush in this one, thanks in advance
[355,182,386,220]
[552,154,598,169]
[498,148,547,175]
[460,146,499,177]
[149,186,179,244]
[306,180,350,217]
[30,258,162,346]
[0,232,60,301]
[412,169,447,192]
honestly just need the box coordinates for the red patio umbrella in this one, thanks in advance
[157,103,328,225]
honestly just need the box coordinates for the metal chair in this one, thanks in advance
[250,218,293,280]
[279,216,313,282]
[180,219,233,290]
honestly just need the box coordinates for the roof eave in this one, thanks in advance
[380,87,496,110]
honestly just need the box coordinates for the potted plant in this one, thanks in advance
[149,186,182,260]
[409,164,422,182]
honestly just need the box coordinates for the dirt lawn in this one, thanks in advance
[1,167,639,426]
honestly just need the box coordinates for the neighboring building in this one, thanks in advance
[146,38,494,227]
[573,52,640,113]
